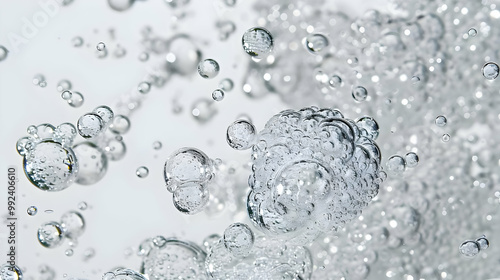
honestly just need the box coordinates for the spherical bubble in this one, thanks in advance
[67,91,84,107]
[212,89,225,101]
[77,113,105,139]
[114,45,127,58]
[352,86,368,102]
[72,142,108,185]
[65,248,74,257]
[164,147,214,191]
[191,99,217,122]
[61,90,72,101]
[27,206,38,216]
[38,221,65,248]
[141,237,206,280]
[219,78,234,91]
[328,75,342,88]
[435,115,447,127]
[468,28,477,37]
[197,59,220,79]
[60,211,85,239]
[459,240,480,257]
[482,62,499,80]
[386,155,406,175]
[476,235,489,250]
[104,137,127,161]
[0,263,23,280]
[165,35,202,76]
[152,141,162,150]
[138,82,151,94]
[242,27,273,58]
[16,137,33,156]
[303,34,329,54]
[78,201,88,210]
[33,74,46,87]
[136,166,149,178]
[404,152,419,168]
[36,124,56,140]
[223,223,254,258]
[216,20,236,41]
[107,0,135,11]
[203,234,221,252]
[138,52,149,62]
[172,182,209,214]
[442,133,450,142]
[23,140,78,191]
[96,42,106,51]
[72,36,84,47]
[356,116,380,140]
[57,79,72,92]
[92,105,114,125]
[103,268,147,280]
[53,123,77,147]
[226,120,256,150]
[109,115,131,134]
[0,45,9,61]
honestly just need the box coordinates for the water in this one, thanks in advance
[198,59,220,79]
[242,27,273,58]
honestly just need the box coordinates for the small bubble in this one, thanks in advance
[459,240,480,257]
[198,59,220,79]
[38,222,65,248]
[138,51,149,62]
[476,235,489,250]
[153,141,162,150]
[57,80,72,92]
[109,115,131,134]
[386,155,406,175]
[78,201,88,210]
[467,28,477,37]
[435,115,447,127]
[226,120,256,150]
[212,89,225,101]
[303,34,329,53]
[138,82,151,94]
[223,0,236,6]
[136,166,149,178]
[329,75,342,88]
[33,74,46,87]
[65,248,74,257]
[411,76,420,84]
[77,113,104,139]
[96,41,106,51]
[242,27,273,58]
[223,223,254,258]
[114,45,127,58]
[405,152,419,168]
[356,116,380,140]
[72,36,84,47]
[83,247,96,260]
[442,134,450,142]
[219,78,234,91]
[0,45,9,61]
[352,86,368,102]
[482,62,499,80]
[27,206,38,216]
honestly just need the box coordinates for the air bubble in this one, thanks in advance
[0,264,22,280]
[96,42,106,51]
[352,86,368,102]
[405,152,419,168]
[197,59,220,79]
[67,91,84,108]
[153,141,162,150]
[226,119,256,150]
[138,82,151,94]
[386,155,406,175]
[212,89,225,101]
[303,34,329,53]
[109,115,131,134]
[242,27,273,58]
[136,166,149,178]
[72,36,84,47]
[442,134,450,142]
[219,78,234,91]
[77,113,105,139]
[223,223,254,258]
[435,115,447,127]
[0,45,8,61]
[57,80,72,92]
[38,221,65,248]
[60,211,85,239]
[459,240,480,257]
[482,62,499,80]
[27,206,38,216]
[467,28,477,37]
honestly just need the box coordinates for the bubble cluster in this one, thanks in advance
[246,107,383,243]
[459,235,489,257]
[164,147,215,214]
[37,211,85,249]
[103,268,147,280]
